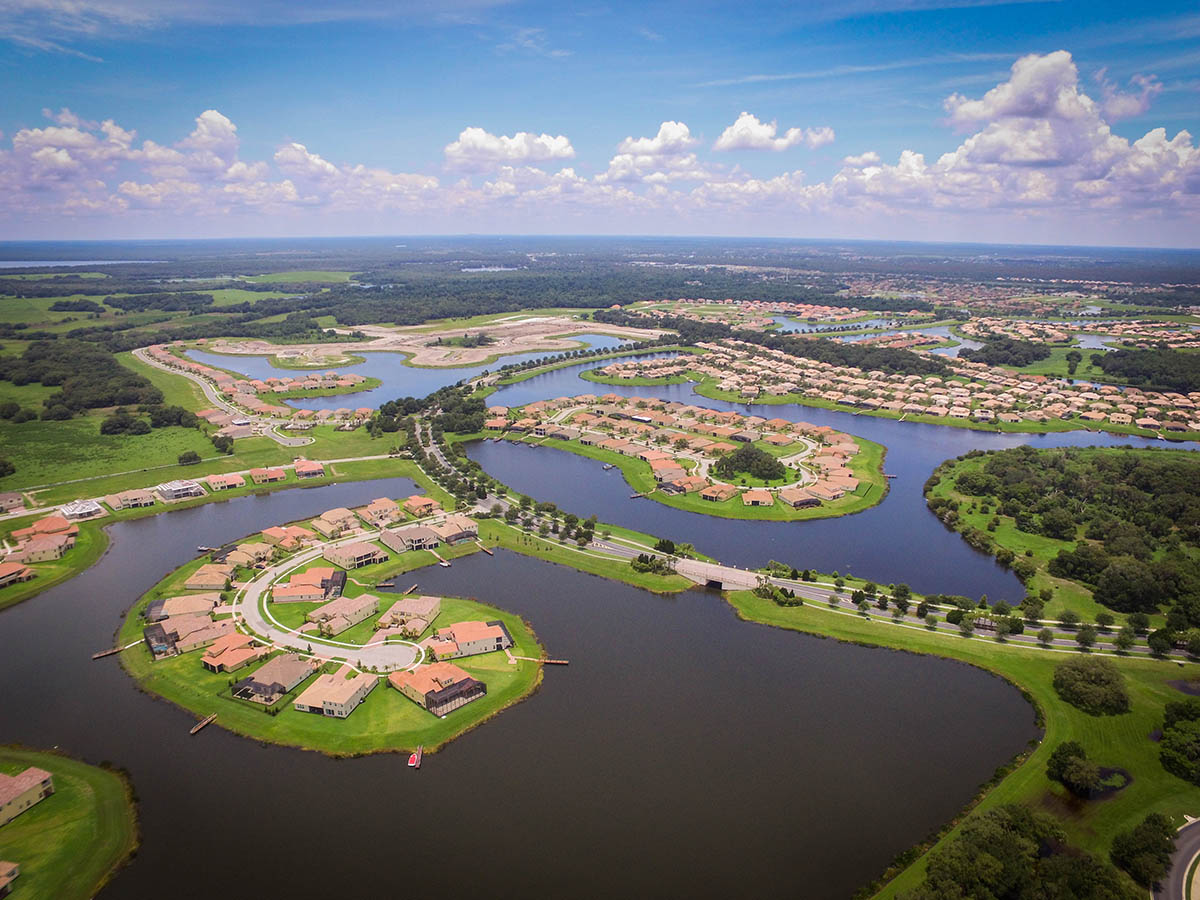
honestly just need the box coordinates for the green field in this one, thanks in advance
[243,271,355,284]
[119,559,544,755]
[725,591,1199,898]
[0,748,137,900]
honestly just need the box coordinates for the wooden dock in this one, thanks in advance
[402,583,418,595]
[189,713,217,735]
[91,647,123,660]
[476,542,494,556]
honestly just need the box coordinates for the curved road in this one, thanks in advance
[232,531,422,672]
[1157,818,1200,900]
[133,347,314,447]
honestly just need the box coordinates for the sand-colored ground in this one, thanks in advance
[204,315,666,368]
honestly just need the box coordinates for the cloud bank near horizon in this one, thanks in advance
[1,51,1196,244]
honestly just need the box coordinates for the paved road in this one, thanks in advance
[1156,818,1200,900]
[133,347,313,447]
[234,532,421,672]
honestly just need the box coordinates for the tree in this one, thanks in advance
[857,599,871,616]
[177,450,201,465]
[1114,627,1136,652]
[0,457,14,478]
[1038,627,1054,647]
[1147,629,1174,657]
[1111,813,1176,888]
[1006,615,1025,636]
[1096,612,1115,633]
[1066,348,1083,375]
[1161,717,1200,785]
[1053,656,1131,715]
[1128,612,1150,635]
[653,538,676,555]
[994,618,1011,641]
[1059,610,1080,629]
[1075,624,1098,649]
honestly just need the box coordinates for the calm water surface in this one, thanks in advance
[187,333,634,410]
[482,356,1196,601]
[0,480,1036,899]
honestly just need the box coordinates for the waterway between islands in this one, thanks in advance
[0,479,1037,899]
[2,347,1192,898]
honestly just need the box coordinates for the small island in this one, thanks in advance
[476,393,886,520]
[119,497,545,756]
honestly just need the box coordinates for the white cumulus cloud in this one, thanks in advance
[443,126,575,172]
[713,112,835,151]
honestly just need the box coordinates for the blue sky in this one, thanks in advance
[1,0,1198,245]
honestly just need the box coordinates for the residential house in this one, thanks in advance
[380,525,440,553]
[360,497,401,527]
[232,654,318,704]
[12,533,74,563]
[249,467,287,484]
[741,489,774,507]
[201,633,268,673]
[778,487,821,509]
[144,592,220,622]
[293,666,378,718]
[104,489,155,510]
[699,483,738,502]
[389,662,487,716]
[424,619,514,661]
[185,563,234,591]
[403,495,440,517]
[376,595,441,638]
[429,515,478,545]
[156,480,205,501]
[0,563,35,589]
[311,507,360,538]
[0,492,23,513]
[225,542,273,568]
[60,498,104,520]
[307,593,379,636]
[293,460,325,479]
[0,767,54,827]
[0,860,19,897]
[205,473,246,491]
[323,542,388,569]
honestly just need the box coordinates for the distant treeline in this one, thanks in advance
[593,307,949,376]
[1089,348,1200,393]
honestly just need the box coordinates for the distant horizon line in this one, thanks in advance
[1,233,1199,255]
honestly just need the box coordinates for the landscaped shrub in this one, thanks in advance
[1110,813,1176,888]
[1052,656,1130,715]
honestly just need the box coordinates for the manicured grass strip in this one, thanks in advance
[0,747,138,900]
[723,591,1200,898]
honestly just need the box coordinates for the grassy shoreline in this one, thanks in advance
[722,590,1199,898]
[0,746,138,900]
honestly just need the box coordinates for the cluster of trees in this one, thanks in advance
[0,401,38,423]
[1046,741,1103,796]
[0,340,162,415]
[103,292,216,312]
[935,447,1200,619]
[1110,814,1177,888]
[712,445,787,482]
[1089,347,1200,393]
[959,337,1053,367]
[901,805,1140,900]
[99,409,151,435]
[48,298,106,313]
[1160,698,1200,786]
[631,553,675,575]
[1052,657,1131,716]
[592,307,950,377]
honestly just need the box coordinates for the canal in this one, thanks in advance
[479,354,1195,601]
[0,479,1037,899]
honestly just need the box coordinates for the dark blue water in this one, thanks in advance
[480,355,1196,603]
[0,479,1037,900]
[186,333,633,409]
[772,315,895,332]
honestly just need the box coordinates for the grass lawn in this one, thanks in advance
[0,416,215,494]
[118,561,544,755]
[0,747,137,900]
[579,368,690,386]
[116,350,207,409]
[206,288,295,307]
[724,591,1200,898]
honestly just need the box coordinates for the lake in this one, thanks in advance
[186,333,636,409]
[0,479,1038,900]
[480,354,1194,601]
